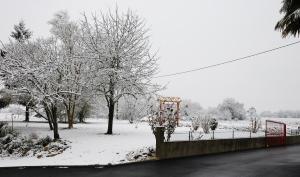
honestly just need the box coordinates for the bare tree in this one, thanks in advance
[0,38,63,140]
[81,8,159,134]
[48,11,90,128]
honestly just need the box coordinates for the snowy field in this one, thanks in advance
[1,106,300,167]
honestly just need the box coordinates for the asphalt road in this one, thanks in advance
[1,145,300,177]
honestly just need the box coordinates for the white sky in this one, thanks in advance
[0,0,299,112]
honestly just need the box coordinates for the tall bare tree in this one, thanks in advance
[49,11,89,128]
[81,8,159,134]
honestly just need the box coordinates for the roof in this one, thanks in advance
[158,96,181,102]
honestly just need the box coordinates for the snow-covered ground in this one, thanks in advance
[0,108,155,167]
[1,105,300,167]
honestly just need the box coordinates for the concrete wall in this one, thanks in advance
[156,131,300,159]
[287,136,300,145]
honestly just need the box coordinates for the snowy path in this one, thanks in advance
[2,145,300,177]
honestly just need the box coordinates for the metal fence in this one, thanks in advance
[166,128,300,142]
[166,130,266,142]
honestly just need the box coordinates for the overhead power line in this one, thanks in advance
[154,41,300,78]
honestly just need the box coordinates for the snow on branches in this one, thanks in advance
[0,8,160,138]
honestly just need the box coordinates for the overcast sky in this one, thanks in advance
[0,0,299,112]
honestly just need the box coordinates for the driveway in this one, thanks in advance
[1,145,300,177]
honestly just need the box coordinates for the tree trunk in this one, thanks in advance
[66,102,75,129]
[48,118,54,130]
[51,104,60,140]
[67,109,73,129]
[44,105,54,130]
[25,106,30,122]
[116,100,119,120]
[106,98,115,135]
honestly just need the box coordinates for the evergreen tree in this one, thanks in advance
[10,20,32,42]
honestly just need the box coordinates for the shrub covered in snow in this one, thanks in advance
[0,122,17,138]
[191,116,201,131]
[125,147,155,162]
[0,123,70,158]
[210,118,218,131]
[200,114,212,133]
[191,113,217,134]
[164,109,177,141]
[247,107,261,133]
[148,107,177,142]
[0,90,12,109]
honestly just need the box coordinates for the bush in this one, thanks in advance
[0,122,7,130]
[28,132,39,140]
[200,115,212,134]
[194,113,214,134]
[247,107,261,133]
[37,136,52,147]
[164,109,177,141]
[147,106,177,141]
[0,122,12,138]
[0,92,12,109]
[210,118,218,131]
[191,116,201,131]
[77,102,91,123]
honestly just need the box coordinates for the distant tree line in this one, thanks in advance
[260,110,300,118]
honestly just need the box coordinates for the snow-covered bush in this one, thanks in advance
[191,113,214,134]
[37,136,52,147]
[0,90,12,109]
[200,114,213,134]
[209,118,218,131]
[76,101,91,123]
[0,122,16,138]
[0,122,68,158]
[126,147,155,162]
[0,131,69,158]
[148,106,177,141]
[164,108,177,141]
[28,132,39,140]
[191,116,201,131]
[247,107,261,133]
[148,108,161,134]
[191,109,218,133]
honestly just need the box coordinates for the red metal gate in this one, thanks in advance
[265,120,286,147]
